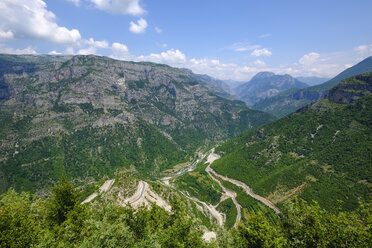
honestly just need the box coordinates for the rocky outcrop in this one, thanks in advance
[327,73,372,104]
[0,54,275,192]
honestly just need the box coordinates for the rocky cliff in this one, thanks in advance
[0,54,275,193]
[327,73,372,104]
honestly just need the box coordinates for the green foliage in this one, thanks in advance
[175,162,222,205]
[213,92,372,211]
[1,178,371,248]
[216,198,236,229]
[46,175,80,225]
[0,190,39,248]
[2,120,188,192]
[234,212,287,248]
[253,56,372,117]
[282,198,371,248]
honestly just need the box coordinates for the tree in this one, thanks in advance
[234,211,287,248]
[47,175,79,225]
[0,190,39,248]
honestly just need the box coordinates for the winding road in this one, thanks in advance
[208,167,281,214]
[205,150,281,214]
[125,181,147,204]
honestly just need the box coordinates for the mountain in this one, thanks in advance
[235,72,308,106]
[252,56,372,117]
[0,54,275,193]
[223,80,246,90]
[184,71,234,99]
[296,76,330,86]
[210,72,372,212]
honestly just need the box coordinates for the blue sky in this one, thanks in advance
[1,0,372,81]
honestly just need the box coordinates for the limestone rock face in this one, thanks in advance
[0,54,275,192]
[327,73,372,104]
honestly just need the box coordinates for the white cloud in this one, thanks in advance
[299,52,320,65]
[77,46,96,55]
[137,49,186,66]
[112,42,129,53]
[0,44,37,54]
[251,48,272,57]
[354,44,372,57]
[89,0,145,15]
[228,42,261,52]
[110,42,130,60]
[1,1,80,44]
[129,18,148,34]
[48,50,62,55]
[155,26,163,33]
[85,38,109,49]
[65,47,75,54]
[0,0,81,44]
[251,60,266,67]
[0,30,14,40]
[71,38,109,55]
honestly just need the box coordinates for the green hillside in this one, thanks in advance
[252,56,372,117]
[0,54,275,193]
[212,73,372,211]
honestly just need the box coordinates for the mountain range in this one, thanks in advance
[252,56,372,117]
[211,72,372,212]
[0,54,274,193]
[234,72,308,106]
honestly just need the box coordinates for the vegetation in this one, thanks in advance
[252,56,372,117]
[0,54,275,193]
[0,178,370,247]
[213,74,372,212]
[175,162,222,205]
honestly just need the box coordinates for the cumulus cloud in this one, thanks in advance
[299,52,320,65]
[89,0,145,15]
[110,42,130,60]
[188,58,264,81]
[77,46,97,55]
[75,38,109,55]
[137,49,186,66]
[251,48,272,57]
[48,50,62,55]
[354,44,372,56]
[129,18,148,34]
[0,0,81,44]
[0,44,37,54]
[85,38,109,49]
[0,30,14,40]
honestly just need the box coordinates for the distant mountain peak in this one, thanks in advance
[251,71,275,80]
[235,71,308,106]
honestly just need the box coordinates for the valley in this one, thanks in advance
[1,1,372,246]
[1,55,371,247]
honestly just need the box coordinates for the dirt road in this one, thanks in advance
[205,150,281,214]
[82,179,115,204]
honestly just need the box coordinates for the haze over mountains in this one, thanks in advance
[233,72,308,106]
[252,56,372,117]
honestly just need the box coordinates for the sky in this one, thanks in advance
[0,0,372,81]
